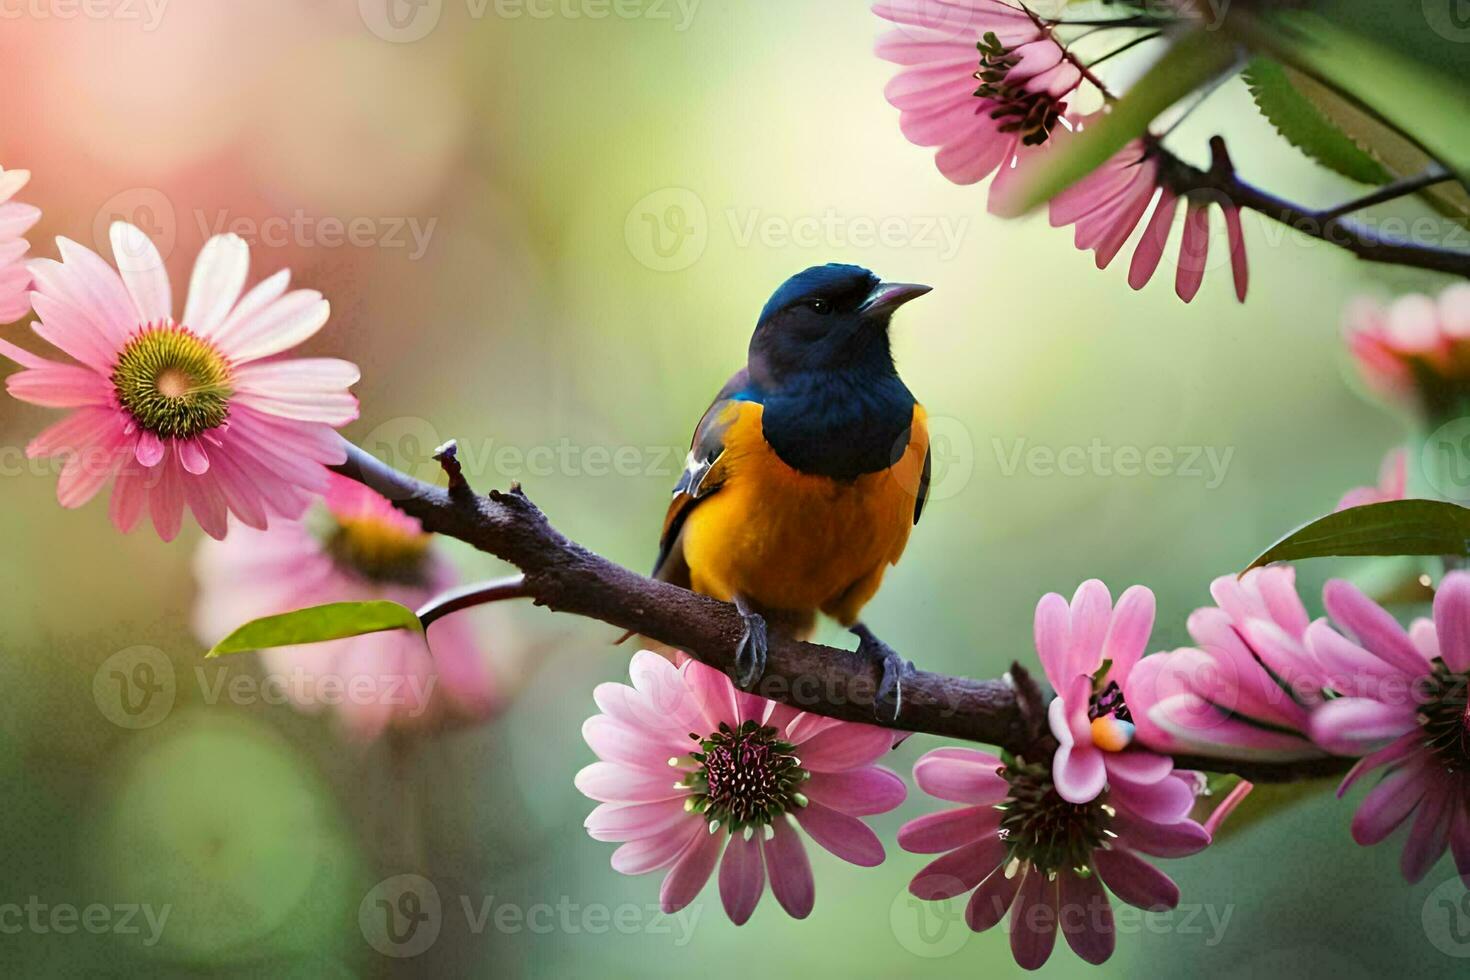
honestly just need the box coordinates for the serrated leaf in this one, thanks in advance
[1245,499,1470,572]
[993,28,1237,217]
[206,601,423,658]
[1241,57,1390,186]
[1234,11,1470,214]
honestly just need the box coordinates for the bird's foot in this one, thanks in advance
[732,596,768,691]
[851,623,911,724]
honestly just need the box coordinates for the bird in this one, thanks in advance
[652,263,932,721]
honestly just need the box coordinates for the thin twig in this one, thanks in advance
[1317,165,1456,224]
[331,437,1350,784]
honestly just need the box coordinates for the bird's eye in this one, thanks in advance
[805,299,832,315]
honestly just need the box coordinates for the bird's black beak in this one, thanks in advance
[858,282,932,320]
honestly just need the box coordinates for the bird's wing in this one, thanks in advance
[652,370,754,585]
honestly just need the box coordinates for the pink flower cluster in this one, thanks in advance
[1345,284,1470,411]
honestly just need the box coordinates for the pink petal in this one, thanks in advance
[898,805,1000,854]
[1337,731,1424,797]
[1111,811,1210,858]
[1059,871,1115,965]
[1323,578,1432,677]
[147,455,186,542]
[109,222,171,325]
[54,236,134,347]
[1174,203,1210,303]
[718,832,765,925]
[1401,779,1452,883]
[183,233,250,337]
[803,766,907,815]
[1102,750,1173,786]
[1434,572,1470,672]
[5,362,111,408]
[585,799,691,843]
[912,747,1009,803]
[1127,188,1178,289]
[762,815,815,918]
[582,715,687,771]
[1052,739,1107,804]
[909,834,1007,900]
[796,723,894,773]
[1351,763,1427,845]
[214,289,330,363]
[680,657,741,733]
[1093,848,1178,910]
[1010,868,1059,970]
[1101,585,1155,683]
[1034,590,1073,692]
[965,865,1022,932]
[178,439,210,476]
[1450,802,1470,886]
[610,821,701,875]
[1068,579,1113,676]
[574,762,687,804]
[1109,771,1195,824]
[659,827,724,913]
[1222,203,1248,301]
[135,431,165,468]
[1310,697,1418,756]
[232,358,362,425]
[794,800,885,866]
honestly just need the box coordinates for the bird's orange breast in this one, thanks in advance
[679,400,928,625]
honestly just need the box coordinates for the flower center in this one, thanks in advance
[681,720,808,833]
[997,758,1113,876]
[111,323,233,439]
[1419,662,1470,772]
[323,515,434,586]
[974,33,1067,146]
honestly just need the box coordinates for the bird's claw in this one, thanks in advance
[851,624,910,724]
[733,607,769,691]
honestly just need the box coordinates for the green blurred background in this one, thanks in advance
[0,1,1463,976]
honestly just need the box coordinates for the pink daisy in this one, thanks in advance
[898,745,1211,969]
[0,222,359,540]
[1034,579,1172,804]
[1336,448,1408,512]
[194,472,500,741]
[576,651,906,923]
[0,167,40,322]
[875,0,1085,207]
[1047,134,1248,303]
[1127,568,1332,763]
[1307,573,1470,884]
[1344,285,1470,410]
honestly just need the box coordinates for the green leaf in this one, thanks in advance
[206,601,423,658]
[1241,57,1390,186]
[1233,11,1470,190]
[992,28,1237,217]
[1245,499,1470,572]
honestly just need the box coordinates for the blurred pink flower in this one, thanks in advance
[0,168,39,322]
[1048,135,1248,303]
[1336,448,1408,512]
[874,0,1082,207]
[1345,285,1470,410]
[1127,568,1331,763]
[1034,580,1171,804]
[1307,574,1470,884]
[576,651,905,923]
[898,745,1210,969]
[0,222,359,540]
[194,472,500,741]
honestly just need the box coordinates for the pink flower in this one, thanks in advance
[1336,448,1408,512]
[576,651,905,923]
[1306,574,1470,884]
[898,746,1210,969]
[1127,568,1331,763]
[0,167,40,322]
[1047,135,1248,303]
[875,0,1083,208]
[194,472,500,741]
[1345,285,1470,410]
[0,222,359,540]
[1034,579,1169,804]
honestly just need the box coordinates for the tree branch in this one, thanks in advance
[332,437,1349,784]
[1154,137,1470,279]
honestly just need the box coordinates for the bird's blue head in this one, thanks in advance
[749,264,930,383]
